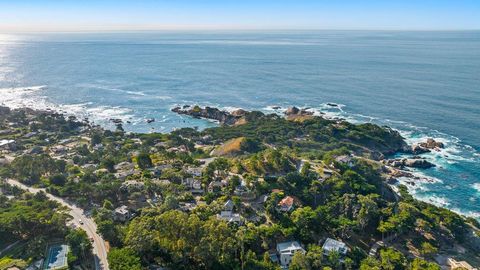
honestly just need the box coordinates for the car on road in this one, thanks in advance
[78,219,84,225]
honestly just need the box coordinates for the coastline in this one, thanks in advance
[1,101,478,221]
[2,103,480,267]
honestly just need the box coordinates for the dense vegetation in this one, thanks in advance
[1,106,479,269]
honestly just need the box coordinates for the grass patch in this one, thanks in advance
[211,137,245,156]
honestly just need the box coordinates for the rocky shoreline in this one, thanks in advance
[172,104,446,187]
[172,105,247,125]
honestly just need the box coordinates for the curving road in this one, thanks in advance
[5,179,109,270]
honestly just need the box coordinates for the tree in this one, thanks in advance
[66,229,92,260]
[420,242,438,258]
[49,173,67,186]
[136,152,153,169]
[360,257,381,270]
[305,245,323,269]
[291,207,317,242]
[162,195,179,211]
[327,250,341,270]
[289,252,309,270]
[102,199,114,210]
[409,258,440,270]
[357,194,379,230]
[379,248,406,270]
[91,132,103,146]
[108,248,142,270]
[240,138,262,153]
[102,158,115,172]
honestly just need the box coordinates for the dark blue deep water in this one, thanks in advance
[0,31,479,218]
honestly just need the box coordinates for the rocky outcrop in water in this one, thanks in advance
[383,158,435,169]
[409,138,444,154]
[284,106,313,116]
[172,106,242,125]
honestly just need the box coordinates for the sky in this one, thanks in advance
[0,0,479,32]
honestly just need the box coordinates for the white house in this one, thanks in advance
[182,178,204,193]
[224,200,235,211]
[322,238,348,257]
[217,211,242,225]
[114,205,131,222]
[276,241,305,269]
[186,167,202,177]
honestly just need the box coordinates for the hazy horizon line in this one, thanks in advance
[1,27,480,34]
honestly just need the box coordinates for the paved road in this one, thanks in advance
[5,179,109,270]
[0,240,21,257]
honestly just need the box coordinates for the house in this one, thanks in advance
[114,170,135,180]
[50,145,67,155]
[24,131,37,138]
[234,185,248,196]
[120,180,145,192]
[192,180,202,190]
[208,180,227,193]
[322,168,334,178]
[114,161,135,171]
[92,143,104,151]
[277,196,298,212]
[155,179,172,185]
[186,167,202,177]
[81,163,98,170]
[182,178,195,188]
[217,211,242,225]
[0,139,16,151]
[114,205,131,222]
[149,164,172,177]
[224,200,235,211]
[182,178,204,194]
[179,202,197,212]
[322,238,348,257]
[276,241,306,269]
[154,141,168,148]
[447,258,478,270]
[268,252,279,265]
[334,155,354,167]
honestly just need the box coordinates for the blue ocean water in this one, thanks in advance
[0,31,479,218]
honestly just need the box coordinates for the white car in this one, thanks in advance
[78,219,84,225]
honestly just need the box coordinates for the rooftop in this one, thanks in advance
[322,238,348,255]
[276,241,304,253]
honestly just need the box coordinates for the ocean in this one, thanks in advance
[0,31,479,219]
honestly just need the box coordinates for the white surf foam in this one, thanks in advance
[0,85,136,128]
[472,183,480,194]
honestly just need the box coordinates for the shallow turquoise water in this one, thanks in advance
[0,31,479,218]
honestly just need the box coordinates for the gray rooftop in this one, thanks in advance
[322,238,348,255]
[276,241,304,253]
